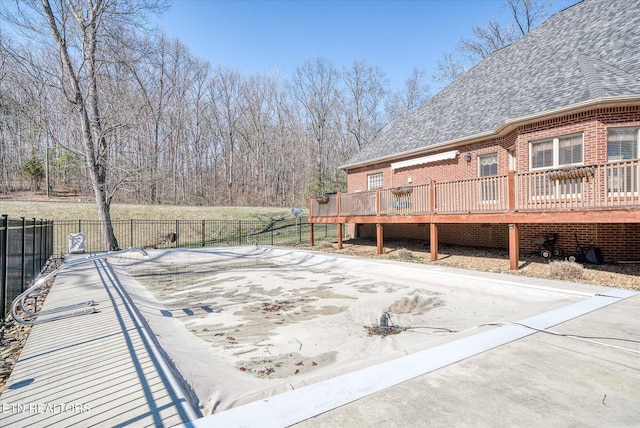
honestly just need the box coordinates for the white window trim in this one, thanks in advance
[529,132,584,171]
[529,133,584,200]
[477,153,499,203]
[508,147,516,171]
[606,127,639,196]
[477,153,498,177]
[607,127,640,163]
[367,172,383,191]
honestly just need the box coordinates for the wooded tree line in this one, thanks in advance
[0,0,555,250]
[0,1,429,210]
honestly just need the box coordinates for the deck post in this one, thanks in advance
[376,188,381,215]
[337,223,343,249]
[509,223,519,270]
[376,223,384,254]
[508,171,516,212]
[429,179,436,213]
[430,223,439,261]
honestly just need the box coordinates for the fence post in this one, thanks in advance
[21,217,26,292]
[130,219,134,248]
[39,219,45,270]
[35,219,39,270]
[1,214,8,318]
[238,220,242,246]
[47,220,51,258]
[202,220,206,247]
[32,218,37,274]
[175,220,180,248]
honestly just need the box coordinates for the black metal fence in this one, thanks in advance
[1,216,54,319]
[1,215,341,319]
[51,217,341,254]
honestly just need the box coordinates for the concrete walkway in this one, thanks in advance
[0,256,197,427]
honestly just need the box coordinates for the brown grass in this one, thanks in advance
[0,200,299,222]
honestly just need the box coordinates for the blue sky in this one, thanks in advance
[155,0,572,93]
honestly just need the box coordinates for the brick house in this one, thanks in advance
[309,0,640,269]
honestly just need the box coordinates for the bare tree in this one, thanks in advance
[434,0,555,83]
[292,57,341,195]
[458,18,518,61]
[208,66,246,205]
[2,0,167,250]
[341,59,388,153]
[385,68,431,126]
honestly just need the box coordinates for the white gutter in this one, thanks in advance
[340,95,640,171]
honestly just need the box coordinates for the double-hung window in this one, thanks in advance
[367,172,383,191]
[530,133,583,197]
[607,128,639,195]
[478,153,498,202]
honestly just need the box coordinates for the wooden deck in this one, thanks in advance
[308,160,640,269]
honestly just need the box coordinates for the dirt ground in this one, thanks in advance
[306,238,640,291]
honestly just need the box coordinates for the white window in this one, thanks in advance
[608,128,639,161]
[530,133,583,170]
[607,128,639,194]
[367,172,383,190]
[508,148,516,171]
[530,133,584,197]
[478,153,498,202]
[478,153,498,177]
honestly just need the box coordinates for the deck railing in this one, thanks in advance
[340,191,377,216]
[310,160,639,218]
[516,159,639,211]
[435,176,508,213]
[379,184,430,215]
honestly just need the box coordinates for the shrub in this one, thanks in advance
[21,156,45,191]
[547,260,584,281]
[318,240,334,249]
[397,248,413,260]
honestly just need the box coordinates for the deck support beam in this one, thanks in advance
[509,223,519,270]
[430,223,439,262]
[337,223,343,249]
[376,223,384,255]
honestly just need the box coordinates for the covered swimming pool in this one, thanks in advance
[109,246,592,416]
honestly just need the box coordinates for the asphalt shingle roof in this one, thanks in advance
[345,0,640,168]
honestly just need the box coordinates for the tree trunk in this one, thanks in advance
[41,0,119,251]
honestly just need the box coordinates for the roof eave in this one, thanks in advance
[340,95,640,171]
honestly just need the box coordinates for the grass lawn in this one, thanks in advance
[0,200,302,221]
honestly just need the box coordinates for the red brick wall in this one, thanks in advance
[345,106,640,262]
[347,106,640,190]
[519,223,640,262]
[356,224,509,251]
[353,222,640,262]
